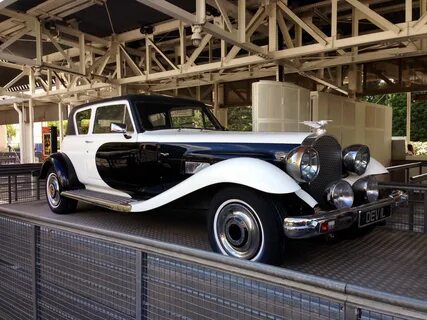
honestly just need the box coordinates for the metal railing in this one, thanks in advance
[0,207,425,320]
[0,164,44,204]
[0,152,20,165]
[380,182,427,233]
[382,162,427,233]
[387,162,423,184]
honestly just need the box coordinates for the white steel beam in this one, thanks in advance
[277,11,293,49]
[277,1,327,46]
[3,71,26,89]
[213,0,234,31]
[135,0,268,56]
[345,0,400,33]
[238,0,246,43]
[0,26,31,51]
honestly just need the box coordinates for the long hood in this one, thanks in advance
[140,129,311,144]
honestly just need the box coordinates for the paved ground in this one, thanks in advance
[1,200,426,302]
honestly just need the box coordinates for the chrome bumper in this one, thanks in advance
[284,191,406,239]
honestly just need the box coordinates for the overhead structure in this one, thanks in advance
[0,0,425,105]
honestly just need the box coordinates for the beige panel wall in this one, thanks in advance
[0,125,7,152]
[311,92,392,166]
[252,80,311,132]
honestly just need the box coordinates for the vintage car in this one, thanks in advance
[40,94,403,264]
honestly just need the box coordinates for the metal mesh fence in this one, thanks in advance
[37,227,137,320]
[142,254,344,320]
[0,175,45,205]
[359,309,411,320]
[388,189,426,233]
[0,213,424,320]
[0,216,34,320]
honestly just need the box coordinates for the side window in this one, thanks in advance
[75,109,92,135]
[93,104,134,134]
[148,113,166,128]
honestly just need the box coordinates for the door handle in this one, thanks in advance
[85,140,94,143]
[160,152,169,157]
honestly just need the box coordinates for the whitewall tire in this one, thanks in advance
[208,186,285,265]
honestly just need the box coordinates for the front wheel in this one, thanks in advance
[46,168,77,214]
[207,186,285,265]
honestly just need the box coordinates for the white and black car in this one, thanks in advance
[40,94,403,264]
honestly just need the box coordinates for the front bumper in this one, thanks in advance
[284,191,406,239]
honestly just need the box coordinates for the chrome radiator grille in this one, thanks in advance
[303,134,342,206]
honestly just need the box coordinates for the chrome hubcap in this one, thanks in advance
[215,201,262,260]
[46,173,60,207]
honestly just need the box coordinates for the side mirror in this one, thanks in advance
[110,122,127,134]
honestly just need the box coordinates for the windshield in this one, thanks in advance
[135,101,223,131]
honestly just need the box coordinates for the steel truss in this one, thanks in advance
[0,0,426,104]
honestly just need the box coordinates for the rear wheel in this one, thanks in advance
[46,168,77,214]
[208,186,285,265]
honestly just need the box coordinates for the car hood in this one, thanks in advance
[139,129,311,144]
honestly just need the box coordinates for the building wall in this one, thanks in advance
[251,82,392,166]
[0,125,7,152]
[311,92,392,166]
[252,80,311,132]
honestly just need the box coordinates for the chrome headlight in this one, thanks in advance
[286,146,319,183]
[342,144,370,175]
[324,180,354,209]
[353,176,379,204]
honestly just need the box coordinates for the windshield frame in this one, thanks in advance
[132,100,225,132]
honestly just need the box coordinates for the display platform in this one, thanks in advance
[1,200,426,302]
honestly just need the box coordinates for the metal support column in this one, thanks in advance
[406,92,411,143]
[58,102,64,143]
[28,99,34,163]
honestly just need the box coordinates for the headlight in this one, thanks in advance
[286,146,319,182]
[353,176,379,204]
[342,144,370,175]
[324,180,354,209]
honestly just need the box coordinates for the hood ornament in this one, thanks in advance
[301,120,332,135]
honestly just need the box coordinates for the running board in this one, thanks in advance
[61,189,138,212]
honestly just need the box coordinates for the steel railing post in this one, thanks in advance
[136,251,142,320]
[8,176,11,204]
[344,304,361,320]
[14,175,18,202]
[31,225,40,319]
[408,189,414,231]
[36,178,40,200]
[424,191,427,234]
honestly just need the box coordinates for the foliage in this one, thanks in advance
[363,93,427,141]
[411,141,427,155]
[6,124,16,138]
[227,106,252,131]
[47,120,68,133]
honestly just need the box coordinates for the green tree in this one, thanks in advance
[364,93,427,141]
[6,124,16,138]
[387,93,427,141]
[227,106,252,131]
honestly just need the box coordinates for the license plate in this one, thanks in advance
[358,207,391,228]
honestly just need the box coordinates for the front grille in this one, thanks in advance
[303,134,342,207]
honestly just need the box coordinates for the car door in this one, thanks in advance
[84,100,138,193]
[65,106,93,186]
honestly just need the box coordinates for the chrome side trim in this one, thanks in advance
[284,191,405,239]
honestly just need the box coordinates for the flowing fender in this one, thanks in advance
[343,157,388,185]
[39,153,83,190]
[131,157,315,212]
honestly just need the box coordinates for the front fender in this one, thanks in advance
[344,157,388,185]
[39,153,83,190]
[131,157,310,212]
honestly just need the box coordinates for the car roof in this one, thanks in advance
[71,94,203,112]
[66,94,205,135]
